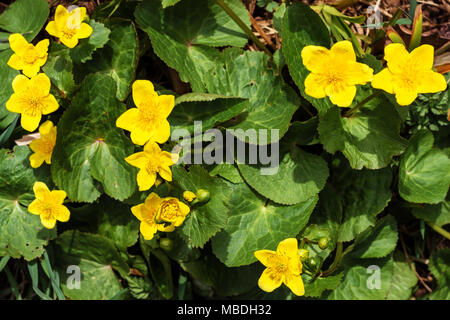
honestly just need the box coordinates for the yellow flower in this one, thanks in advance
[372,43,447,106]
[45,5,93,48]
[254,238,305,296]
[28,182,70,229]
[183,191,196,202]
[29,121,57,168]
[116,80,175,145]
[156,197,190,227]
[301,40,374,107]
[6,74,59,132]
[7,34,49,78]
[125,141,178,191]
[131,193,175,240]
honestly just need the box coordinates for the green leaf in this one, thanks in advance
[135,0,250,91]
[162,0,182,8]
[0,49,19,130]
[303,273,344,298]
[70,20,111,64]
[203,48,299,143]
[180,250,263,297]
[429,249,450,300]
[282,118,319,146]
[412,200,450,227]
[349,215,398,259]
[237,146,329,205]
[42,44,77,98]
[54,230,129,300]
[51,74,137,203]
[319,93,407,170]
[0,146,56,261]
[170,93,248,134]
[385,252,417,300]
[212,182,318,267]
[399,130,450,204]
[74,21,138,101]
[172,165,233,248]
[209,163,244,184]
[331,159,393,242]
[282,2,332,115]
[326,255,394,300]
[0,0,49,42]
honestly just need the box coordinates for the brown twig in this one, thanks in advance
[249,14,277,51]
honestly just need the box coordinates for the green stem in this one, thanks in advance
[344,91,381,118]
[321,241,343,277]
[427,222,450,240]
[215,0,272,56]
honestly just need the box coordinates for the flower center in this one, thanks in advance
[138,102,161,129]
[159,201,180,222]
[145,158,160,174]
[268,255,289,274]
[22,47,39,64]
[24,96,44,116]
[62,28,77,39]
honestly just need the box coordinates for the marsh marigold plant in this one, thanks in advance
[254,238,305,296]
[6,73,59,132]
[116,80,175,145]
[28,182,70,229]
[7,33,49,78]
[29,120,57,168]
[372,43,447,106]
[301,40,374,107]
[45,5,93,48]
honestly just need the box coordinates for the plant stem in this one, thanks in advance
[427,222,450,240]
[216,0,272,56]
[321,241,343,277]
[344,91,381,117]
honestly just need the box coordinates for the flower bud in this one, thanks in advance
[318,237,329,250]
[160,238,174,251]
[196,189,210,203]
[298,249,309,261]
[183,191,196,202]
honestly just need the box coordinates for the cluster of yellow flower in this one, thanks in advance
[302,40,447,107]
[3,6,93,229]
[115,80,190,240]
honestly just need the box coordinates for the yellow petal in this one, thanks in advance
[410,44,434,70]
[39,120,54,135]
[40,215,56,229]
[41,94,59,115]
[131,204,144,221]
[8,33,30,55]
[326,83,356,107]
[7,54,24,71]
[258,268,283,293]
[54,205,70,222]
[33,182,50,200]
[116,108,139,131]
[301,45,330,73]
[158,95,175,118]
[6,94,24,113]
[130,128,151,146]
[140,221,158,240]
[304,73,327,99]
[51,190,67,204]
[254,250,277,268]
[29,152,45,168]
[145,192,162,209]
[284,273,305,296]
[30,73,51,97]
[371,68,394,94]
[346,62,373,85]
[330,40,356,62]
[21,114,42,132]
[76,23,93,39]
[11,74,29,93]
[143,140,161,153]
[125,152,148,169]
[28,199,43,215]
[45,21,60,37]
[35,39,50,57]
[54,5,69,29]
[60,36,79,49]
[157,223,175,232]
[159,166,172,182]
[133,80,156,108]
[417,70,447,94]
[153,120,171,144]
[276,238,299,259]
[288,258,303,275]
[22,64,41,78]
[137,169,157,191]
[395,89,418,106]
[384,43,410,74]
[178,202,190,216]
